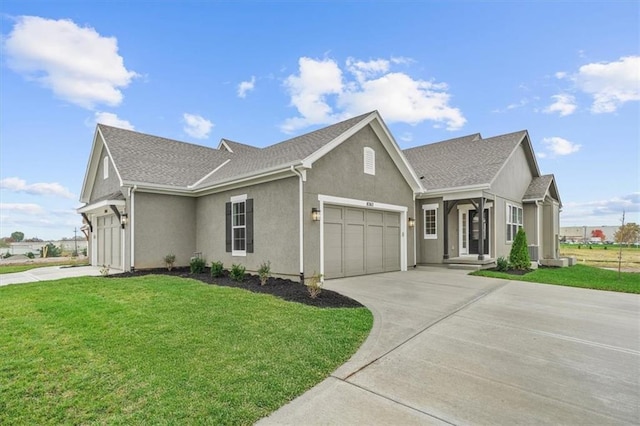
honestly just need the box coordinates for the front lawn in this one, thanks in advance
[471,264,640,293]
[0,275,372,424]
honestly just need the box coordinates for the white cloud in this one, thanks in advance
[541,137,581,157]
[0,203,46,215]
[400,132,413,143]
[543,94,577,116]
[0,177,74,199]
[562,193,640,225]
[574,56,640,113]
[183,113,214,139]
[94,112,135,130]
[3,15,138,109]
[281,56,465,133]
[237,76,256,98]
[555,71,568,79]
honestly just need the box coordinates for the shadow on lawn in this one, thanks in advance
[110,267,364,309]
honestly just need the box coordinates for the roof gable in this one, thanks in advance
[524,174,562,206]
[98,124,231,188]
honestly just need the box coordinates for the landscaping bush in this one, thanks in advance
[190,257,206,274]
[163,254,176,271]
[82,248,88,256]
[211,261,224,278]
[258,260,271,285]
[307,272,323,299]
[230,264,246,282]
[25,252,35,259]
[496,256,509,272]
[509,228,531,270]
[42,243,62,258]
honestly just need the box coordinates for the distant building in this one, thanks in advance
[560,226,619,243]
[4,240,88,256]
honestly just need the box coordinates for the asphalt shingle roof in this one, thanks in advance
[99,124,232,187]
[523,174,554,200]
[193,112,373,188]
[403,131,528,191]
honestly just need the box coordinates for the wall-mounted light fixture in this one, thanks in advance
[311,208,321,222]
[408,217,415,228]
[121,213,128,229]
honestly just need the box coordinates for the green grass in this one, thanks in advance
[0,275,372,424]
[471,264,640,293]
[0,260,90,274]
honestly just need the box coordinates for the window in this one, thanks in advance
[226,195,253,255]
[364,147,375,175]
[422,203,438,239]
[103,156,109,179]
[506,204,523,242]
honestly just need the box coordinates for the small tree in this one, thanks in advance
[614,221,640,247]
[591,229,606,242]
[11,231,24,242]
[509,228,531,270]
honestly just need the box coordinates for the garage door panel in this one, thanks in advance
[96,214,121,269]
[385,226,401,271]
[345,224,365,276]
[366,224,384,273]
[324,222,343,279]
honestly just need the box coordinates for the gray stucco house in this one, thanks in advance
[78,111,561,280]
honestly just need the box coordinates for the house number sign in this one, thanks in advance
[366,201,374,207]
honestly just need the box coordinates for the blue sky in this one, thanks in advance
[1,1,638,240]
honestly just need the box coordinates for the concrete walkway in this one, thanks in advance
[0,265,104,286]
[259,267,640,425]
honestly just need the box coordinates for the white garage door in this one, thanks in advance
[96,215,121,269]
[324,205,400,279]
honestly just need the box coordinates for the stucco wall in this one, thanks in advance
[303,124,415,274]
[196,177,299,277]
[523,203,539,248]
[90,146,121,202]
[133,192,196,269]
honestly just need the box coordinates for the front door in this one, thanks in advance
[468,209,489,255]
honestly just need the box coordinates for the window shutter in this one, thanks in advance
[246,199,254,253]
[225,202,232,252]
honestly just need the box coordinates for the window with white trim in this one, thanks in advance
[506,204,523,242]
[103,156,109,179]
[226,194,254,256]
[422,203,438,239]
[364,147,375,175]
[232,197,246,255]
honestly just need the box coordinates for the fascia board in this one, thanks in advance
[77,199,126,213]
[79,127,103,203]
[99,127,124,188]
[418,184,490,198]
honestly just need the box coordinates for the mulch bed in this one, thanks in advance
[485,267,533,276]
[109,267,363,309]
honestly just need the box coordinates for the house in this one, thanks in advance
[78,111,561,280]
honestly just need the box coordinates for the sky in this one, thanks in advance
[1,1,638,240]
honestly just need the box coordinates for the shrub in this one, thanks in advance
[26,252,35,259]
[257,260,271,285]
[190,257,206,274]
[42,242,62,258]
[82,248,88,256]
[509,228,531,270]
[163,254,176,271]
[2,252,11,259]
[100,264,110,277]
[230,264,246,282]
[307,272,323,299]
[496,256,509,272]
[211,261,224,278]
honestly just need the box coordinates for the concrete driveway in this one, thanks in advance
[259,267,640,425]
[0,265,104,286]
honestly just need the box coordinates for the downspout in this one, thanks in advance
[129,185,137,272]
[290,166,305,283]
[413,193,417,267]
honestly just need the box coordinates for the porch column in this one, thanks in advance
[478,197,485,261]
[443,200,449,260]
